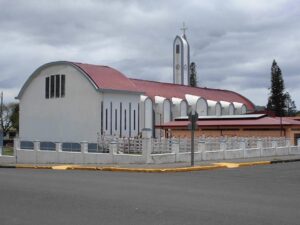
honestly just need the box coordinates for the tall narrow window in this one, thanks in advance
[50,75,55,98]
[61,75,65,97]
[105,109,108,131]
[55,75,60,98]
[110,102,112,135]
[124,110,127,130]
[115,109,117,130]
[45,77,49,99]
[101,101,103,135]
[138,104,140,133]
[176,44,180,53]
[129,103,131,137]
[120,103,122,137]
[133,110,136,130]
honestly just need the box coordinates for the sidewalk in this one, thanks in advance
[1,155,300,172]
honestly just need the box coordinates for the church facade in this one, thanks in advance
[17,33,255,143]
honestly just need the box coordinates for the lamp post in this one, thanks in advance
[188,110,198,166]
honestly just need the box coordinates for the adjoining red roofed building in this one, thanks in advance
[157,114,300,145]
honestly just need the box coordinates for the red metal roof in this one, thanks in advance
[73,62,254,110]
[130,79,255,110]
[158,116,300,128]
[74,63,140,93]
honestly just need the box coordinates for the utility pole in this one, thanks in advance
[0,91,3,132]
[0,92,3,153]
[188,111,198,166]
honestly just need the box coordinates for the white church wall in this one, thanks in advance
[197,98,208,116]
[139,96,153,132]
[216,102,222,116]
[220,101,231,115]
[185,94,207,116]
[229,103,235,115]
[233,102,247,115]
[154,96,171,137]
[241,104,247,114]
[103,93,140,138]
[163,100,171,123]
[19,64,101,143]
[207,100,217,116]
[180,100,188,117]
[171,97,187,119]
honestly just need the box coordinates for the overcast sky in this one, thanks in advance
[0,0,299,108]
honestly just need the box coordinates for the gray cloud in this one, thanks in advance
[0,0,299,107]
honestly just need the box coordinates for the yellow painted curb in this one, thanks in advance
[214,161,271,169]
[52,165,73,170]
[14,160,272,173]
[16,164,53,169]
[238,161,271,167]
[95,165,226,173]
[213,163,240,168]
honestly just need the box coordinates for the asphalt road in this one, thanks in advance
[0,163,300,225]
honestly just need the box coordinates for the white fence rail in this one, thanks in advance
[1,135,300,165]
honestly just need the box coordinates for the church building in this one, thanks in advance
[16,31,255,143]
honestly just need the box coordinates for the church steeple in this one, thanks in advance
[173,23,190,85]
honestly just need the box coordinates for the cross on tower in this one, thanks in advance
[180,22,188,35]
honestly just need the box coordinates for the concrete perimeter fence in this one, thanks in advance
[1,130,300,165]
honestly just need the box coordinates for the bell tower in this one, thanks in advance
[173,23,190,85]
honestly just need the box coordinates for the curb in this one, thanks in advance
[0,158,299,172]
[270,158,300,164]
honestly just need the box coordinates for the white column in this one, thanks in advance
[142,128,152,164]
[240,141,246,158]
[171,138,179,162]
[220,141,226,160]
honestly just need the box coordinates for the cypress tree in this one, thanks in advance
[267,60,286,116]
[190,62,197,87]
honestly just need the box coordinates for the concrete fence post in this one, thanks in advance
[220,140,226,159]
[257,139,263,157]
[81,141,88,154]
[81,141,88,164]
[198,141,205,161]
[14,138,20,152]
[56,142,62,152]
[142,128,152,164]
[109,141,118,156]
[171,138,179,162]
[272,140,278,155]
[34,140,40,151]
[55,142,62,164]
[286,139,291,155]
[240,141,246,158]
[34,140,40,164]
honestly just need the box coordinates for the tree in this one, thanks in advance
[0,92,19,136]
[285,92,297,116]
[9,103,19,132]
[267,60,287,116]
[189,62,197,87]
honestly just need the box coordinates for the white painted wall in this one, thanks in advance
[219,101,231,115]
[19,64,102,142]
[139,96,153,132]
[102,93,140,138]
[207,100,217,116]
[19,63,141,142]
[197,98,207,116]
